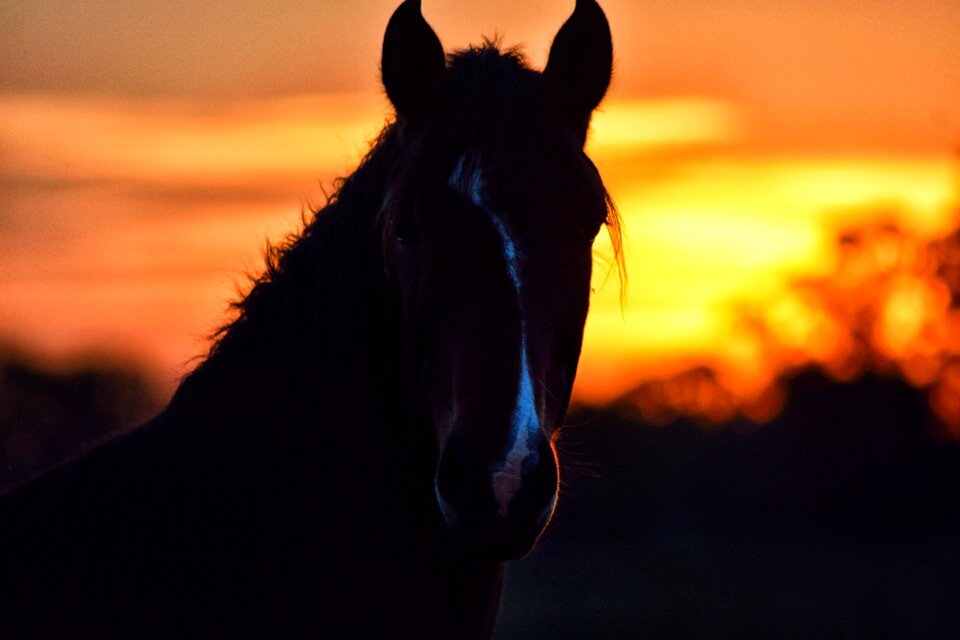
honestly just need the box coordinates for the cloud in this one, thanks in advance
[0,93,388,186]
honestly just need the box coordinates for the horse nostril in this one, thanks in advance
[434,440,462,524]
[435,437,495,525]
[519,437,559,516]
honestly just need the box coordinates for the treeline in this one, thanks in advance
[0,350,159,491]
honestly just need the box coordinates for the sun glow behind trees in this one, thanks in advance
[581,135,958,404]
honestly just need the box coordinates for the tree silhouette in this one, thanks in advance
[0,350,159,490]
[615,200,960,436]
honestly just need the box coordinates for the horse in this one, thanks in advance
[0,1,617,637]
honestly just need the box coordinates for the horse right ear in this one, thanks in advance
[382,0,446,120]
[543,0,613,143]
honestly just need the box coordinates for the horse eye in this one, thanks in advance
[394,220,419,246]
[397,231,419,246]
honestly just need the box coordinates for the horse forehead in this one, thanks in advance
[448,155,484,206]
[447,153,526,275]
[446,153,530,216]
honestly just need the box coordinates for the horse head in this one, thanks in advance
[381,0,614,560]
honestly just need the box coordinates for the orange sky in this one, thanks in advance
[0,1,958,403]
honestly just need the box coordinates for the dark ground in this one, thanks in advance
[495,370,960,639]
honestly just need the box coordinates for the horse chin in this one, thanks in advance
[437,490,558,561]
[461,533,542,562]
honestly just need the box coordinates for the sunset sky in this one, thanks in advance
[0,0,958,404]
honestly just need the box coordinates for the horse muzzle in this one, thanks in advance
[434,433,558,560]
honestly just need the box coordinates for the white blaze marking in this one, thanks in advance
[491,345,539,517]
[449,155,541,518]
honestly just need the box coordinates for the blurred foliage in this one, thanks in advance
[0,349,160,490]
[616,202,960,436]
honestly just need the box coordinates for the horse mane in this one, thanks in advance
[211,125,399,353]
[170,123,404,409]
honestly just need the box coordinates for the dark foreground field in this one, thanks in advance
[496,371,960,639]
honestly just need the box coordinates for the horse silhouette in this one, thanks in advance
[0,1,617,637]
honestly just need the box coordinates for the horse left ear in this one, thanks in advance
[382,0,446,120]
[543,0,613,143]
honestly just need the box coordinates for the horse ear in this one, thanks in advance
[381,0,446,120]
[543,0,613,142]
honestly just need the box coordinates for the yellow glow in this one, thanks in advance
[577,154,958,404]
[589,98,745,153]
[0,94,387,184]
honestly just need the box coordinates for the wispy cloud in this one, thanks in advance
[589,98,745,154]
[0,93,388,186]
